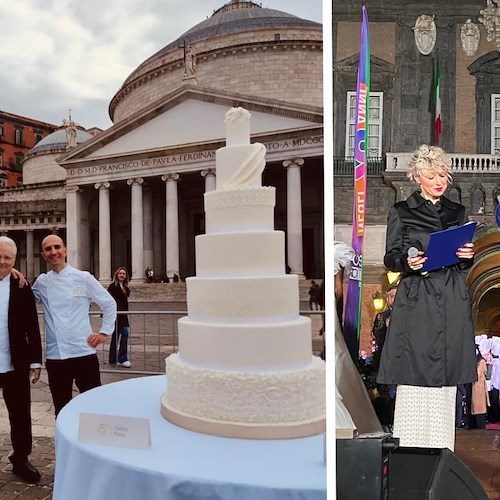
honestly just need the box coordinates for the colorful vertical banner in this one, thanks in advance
[432,57,442,145]
[343,5,370,360]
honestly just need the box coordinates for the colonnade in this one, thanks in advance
[65,158,307,282]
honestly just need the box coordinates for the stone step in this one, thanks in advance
[127,278,323,304]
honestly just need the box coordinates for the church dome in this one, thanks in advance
[109,0,322,123]
[23,124,93,184]
[130,1,320,81]
[26,127,93,159]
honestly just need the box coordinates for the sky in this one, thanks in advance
[0,0,322,131]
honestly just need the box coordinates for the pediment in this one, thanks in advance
[334,54,395,74]
[469,51,500,75]
[58,86,322,163]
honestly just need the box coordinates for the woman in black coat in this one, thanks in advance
[108,267,131,367]
[377,145,477,451]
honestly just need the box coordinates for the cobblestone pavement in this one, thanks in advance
[0,371,134,499]
[0,309,325,498]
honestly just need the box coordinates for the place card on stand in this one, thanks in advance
[78,413,151,449]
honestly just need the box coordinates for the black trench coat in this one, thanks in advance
[376,191,477,387]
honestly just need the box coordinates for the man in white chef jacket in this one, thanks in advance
[32,235,116,416]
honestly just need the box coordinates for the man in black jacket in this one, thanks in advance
[0,236,42,483]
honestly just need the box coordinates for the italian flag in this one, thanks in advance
[432,58,442,144]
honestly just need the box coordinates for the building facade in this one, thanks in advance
[0,0,324,286]
[0,111,57,187]
[334,0,500,346]
[0,121,93,282]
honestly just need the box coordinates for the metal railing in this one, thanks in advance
[333,156,385,176]
[37,310,325,376]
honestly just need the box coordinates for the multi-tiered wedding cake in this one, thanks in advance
[160,107,325,439]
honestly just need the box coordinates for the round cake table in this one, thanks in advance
[53,375,327,500]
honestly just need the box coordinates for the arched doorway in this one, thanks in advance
[468,226,500,334]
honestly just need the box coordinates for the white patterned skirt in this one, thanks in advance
[393,385,457,451]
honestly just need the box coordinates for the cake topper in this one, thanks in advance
[224,106,250,123]
[220,107,266,189]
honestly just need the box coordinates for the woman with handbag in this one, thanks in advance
[108,267,132,368]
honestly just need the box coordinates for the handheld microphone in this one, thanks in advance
[407,247,419,258]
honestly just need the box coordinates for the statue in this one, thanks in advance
[412,14,437,55]
[460,19,480,57]
[479,0,500,50]
[62,119,77,149]
[184,44,197,78]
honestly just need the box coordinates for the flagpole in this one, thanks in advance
[343,5,370,360]
[431,55,442,146]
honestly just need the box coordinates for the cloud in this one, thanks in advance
[0,0,321,129]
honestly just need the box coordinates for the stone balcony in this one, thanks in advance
[386,152,500,172]
[384,152,500,209]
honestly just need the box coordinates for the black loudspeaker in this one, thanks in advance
[389,447,488,500]
[336,435,398,500]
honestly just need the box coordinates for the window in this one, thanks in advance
[345,91,383,158]
[14,153,23,171]
[492,94,500,154]
[35,133,43,143]
[15,129,23,146]
[0,124,3,137]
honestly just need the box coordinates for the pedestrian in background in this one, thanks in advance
[108,267,131,368]
[308,280,321,310]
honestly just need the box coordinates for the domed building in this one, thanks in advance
[109,0,322,123]
[24,122,93,184]
[0,119,93,281]
[3,0,324,283]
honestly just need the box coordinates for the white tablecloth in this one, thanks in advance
[53,375,326,500]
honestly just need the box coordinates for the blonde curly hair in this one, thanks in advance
[407,145,453,183]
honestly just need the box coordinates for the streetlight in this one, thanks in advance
[387,271,401,285]
[372,291,385,312]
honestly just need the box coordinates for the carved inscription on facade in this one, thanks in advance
[67,136,323,178]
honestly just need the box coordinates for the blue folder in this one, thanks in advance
[420,221,478,272]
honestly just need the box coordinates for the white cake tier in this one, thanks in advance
[216,143,266,189]
[162,353,326,438]
[224,107,250,146]
[195,231,285,277]
[178,315,311,369]
[185,275,299,321]
[204,186,275,233]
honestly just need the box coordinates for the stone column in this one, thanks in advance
[152,192,163,278]
[26,229,34,283]
[283,158,305,277]
[201,168,216,192]
[161,173,180,278]
[127,177,144,282]
[95,181,111,281]
[65,185,80,267]
[143,186,154,272]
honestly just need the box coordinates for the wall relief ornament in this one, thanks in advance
[479,0,500,50]
[461,19,480,56]
[413,15,437,55]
